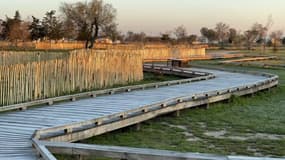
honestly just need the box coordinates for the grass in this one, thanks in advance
[72,51,285,159]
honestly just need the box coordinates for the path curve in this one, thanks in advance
[0,67,277,160]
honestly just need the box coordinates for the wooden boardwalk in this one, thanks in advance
[0,67,278,160]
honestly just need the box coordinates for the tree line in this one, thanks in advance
[0,0,285,50]
[200,19,285,51]
[124,22,285,52]
[0,0,121,48]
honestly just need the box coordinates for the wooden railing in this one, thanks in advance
[32,140,284,160]
[31,65,279,160]
[32,66,278,142]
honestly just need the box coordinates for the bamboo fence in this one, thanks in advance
[141,47,206,60]
[0,49,143,106]
[0,51,69,65]
[0,44,206,106]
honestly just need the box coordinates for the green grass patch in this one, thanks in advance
[78,54,285,158]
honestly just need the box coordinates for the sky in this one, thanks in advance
[0,0,284,35]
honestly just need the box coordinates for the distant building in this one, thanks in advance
[198,37,208,44]
[113,40,121,44]
[95,38,113,44]
[145,34,173,43]
[198,37,219,45]
[161,34,172,41]
[145,36,162,42]
[192,41,202,45]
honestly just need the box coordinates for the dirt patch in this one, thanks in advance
[182,132,201,142]
[197,122,207,129]
[161,122,201,141]
[252,133,285,140]
[161,122,187,130]
[204,129,285,141]
[204,130,227,138]
[247,146,264,157]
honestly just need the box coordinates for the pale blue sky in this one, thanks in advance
[0,0,284,35]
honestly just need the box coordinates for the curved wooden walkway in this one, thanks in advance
[0,67,278,160]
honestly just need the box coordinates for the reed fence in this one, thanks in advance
[0,51,69,65]
[0,49,143,106]
[0,44,207,106]
[141,47,206,60]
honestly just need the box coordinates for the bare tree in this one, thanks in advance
[61,18,78,40]
[8,22,30,46]
[174,25,188,42]
[243,23,269,50]
[246,16,273,53]
[4,11,30,44]
[244,29,259,50]
[101,22,121,41]
[228,28,237,44]
[60,0,117,48]
[233,31,245,47]
[215,22,230,48]
[0,19,4,40]
[270,30,283,52]
[261,15,274,52]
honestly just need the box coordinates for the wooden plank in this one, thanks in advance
[36,79,278,142]
[32,139,57,160]
[41,141,284,160]
[0,66,213,112]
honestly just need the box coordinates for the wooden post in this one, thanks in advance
[76,155,83,160]
[135,123,141,131]
[174,110,180,117]
[71,97,76,102]
[64,128,73,134]
[19,106,27,111]
[48,101,53,106]
[206,103,210,109]
[203,103,210,110]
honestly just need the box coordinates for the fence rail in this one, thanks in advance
[36,140,284,160]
